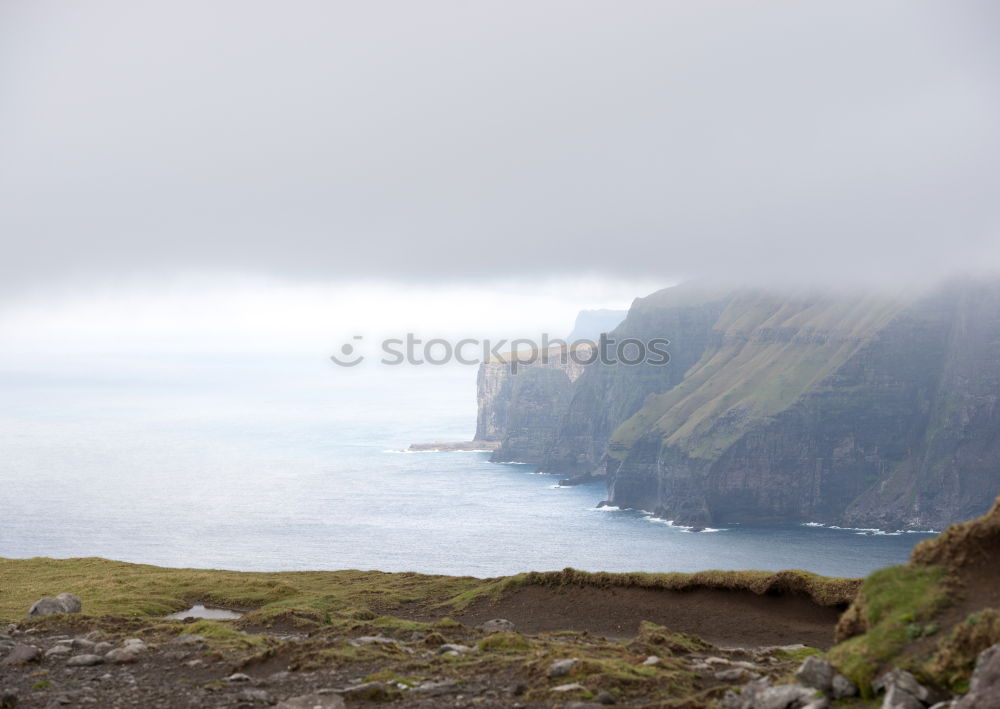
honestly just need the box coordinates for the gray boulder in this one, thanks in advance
[27,593,81,617]
[882,684,924,709]
[831,673,858,699]
[105,648,140,664]
[795,657,834,692]
[874,668,930,703]
[755,684,820,709]
[955,642,1000,709]
[720,679,822,709]
[0,645,39,666]
[66,654,104,667]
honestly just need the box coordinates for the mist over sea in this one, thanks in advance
[0,354,933,578]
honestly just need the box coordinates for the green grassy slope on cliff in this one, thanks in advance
[609,291,905,460]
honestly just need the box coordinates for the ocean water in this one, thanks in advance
[0,354,934,578]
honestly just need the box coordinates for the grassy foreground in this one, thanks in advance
[0,558,859,626]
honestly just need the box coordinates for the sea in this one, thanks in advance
[0,353,935,578]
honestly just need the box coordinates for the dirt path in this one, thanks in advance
[445,585,844,649]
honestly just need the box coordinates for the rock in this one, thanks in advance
[92,642,112,654]
[881,684,924,709]
[239,688,272,703]
[795,656,834,692]
[595,690,617,704]
[340,681,389,701]
[552,683,587,692]
[955,642,1000,709]
[477,619,516,633]
[226,673,252,683]
[0,645,40,666]
[27,593,82,617]
[929,702,956,709]
[276,695,346,709]
[831,673,858,699]
[550,658,579,677]
[66,654,105,667]
[350,635,397,646]
[643,655,661,666]
[71,638,95,651]
[873,669,930,702]
[104,648,140,664]
[122,637,146,648]
[0,689,14,709]
[437,643,473,655]
[749,684,818,709]
[715,668,752,683]
[412,679,457,695]
[44,645,72,658]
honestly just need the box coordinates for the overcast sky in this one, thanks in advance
[1,0,999,296]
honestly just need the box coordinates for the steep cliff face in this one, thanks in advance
[600,280,1000,529]
[474,348,588,464]
[539,287,729,474]
[475,280,1000,529]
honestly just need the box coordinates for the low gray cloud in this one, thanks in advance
[1,0,998,292]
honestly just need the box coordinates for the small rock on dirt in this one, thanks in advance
[340,681,389,701]
[550,658,578,677]
[66,654,105,667]
[276,694,346,709]
[105,648,140,664]
[437,643,473,654]
[0,645,39,666]
[477,618,516,633]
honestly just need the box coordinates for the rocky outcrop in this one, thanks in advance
[475,347,590,464]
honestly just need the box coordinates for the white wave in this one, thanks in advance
[682,527,726,533]
[801,522,825,527]
[590,505,622,512]
[641,515,727,532]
